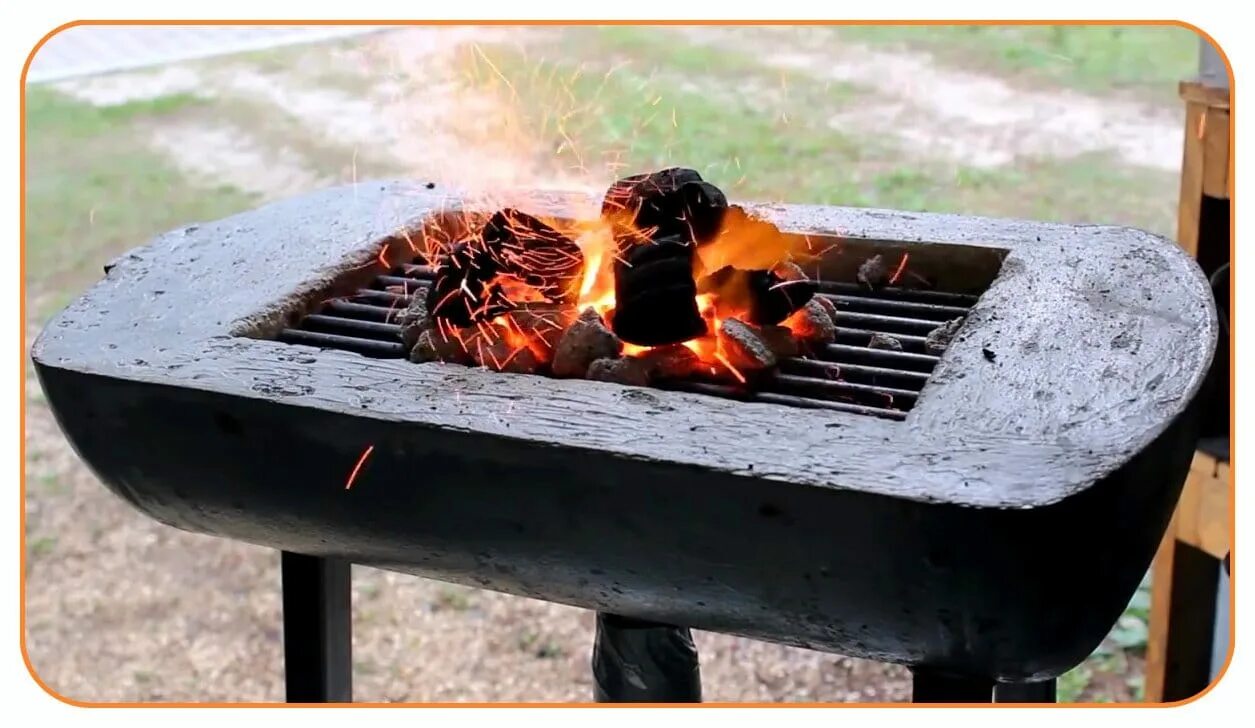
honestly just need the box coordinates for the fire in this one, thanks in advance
[366,37,830,381]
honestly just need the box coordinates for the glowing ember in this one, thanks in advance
[410,167,836,390]
[345,445,375,490]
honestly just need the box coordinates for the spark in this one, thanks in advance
[345,445,375,490]
[377,247,390,269]
[651,95,663,106]
[889,253,910,285]
[473,43,519,103]
[714,352,747,384]
[671,108,678,128]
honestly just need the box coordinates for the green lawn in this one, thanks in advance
[833,24,1201,105]
[23,87,256,319]
[471,30,1178,236]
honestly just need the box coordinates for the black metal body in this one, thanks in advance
[32,182,1217,695]
[280,552,353,702]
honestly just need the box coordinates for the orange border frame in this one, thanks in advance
[18,18,1236,709]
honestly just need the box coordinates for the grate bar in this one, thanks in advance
[277,253,978,419]
[833,295,968,320]
[818,344,940,372]
[817,280,979,306]
[303,314,402,338]
[325,300,405,322]
[659,381,908,421]
[278,329,405,357]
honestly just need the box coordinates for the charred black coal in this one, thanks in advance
[602,167,727,245]
[610,235,708,346]
[427,210,582,327]
[483,209,583,303]
[425,240,511,327]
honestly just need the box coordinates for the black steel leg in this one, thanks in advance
[995,679,1057,703]
[592,612,702,702]
[281,551,352,702]
[911,668,993,703]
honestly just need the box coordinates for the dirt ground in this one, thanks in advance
[24,25,1173,703]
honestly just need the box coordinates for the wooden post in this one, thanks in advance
[1145,38,1231,702]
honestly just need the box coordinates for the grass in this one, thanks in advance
[23,87,256,320]
[472,37,1176,235]
[832,25,1200,104]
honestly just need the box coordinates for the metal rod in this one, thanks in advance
[826,310,944,336]
[781,357,932,386]
[660,380,908,420]
[835,327,930,352]
[277,329,405,357]
[995,679,1057,703]
[769,372,920,403]
[281,552,352,703]
[303,314,402,338]
[911,668,993,703]
[819,343,941,372]
[592,613,701,703]
[817,280,980,306]
[828,293,970,319]
[324,300,404,322]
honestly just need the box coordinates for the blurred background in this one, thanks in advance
[24,23,1199,702]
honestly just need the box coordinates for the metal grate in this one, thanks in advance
[278,257,977,421]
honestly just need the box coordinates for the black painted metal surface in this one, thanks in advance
[281,552,352,703]
[592,613,702,703]
[31,181,1218,683]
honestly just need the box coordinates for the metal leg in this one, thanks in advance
[995,679,1057,703]
[281,551,352,702]
[592,612,701,702]
[911,668,993,703]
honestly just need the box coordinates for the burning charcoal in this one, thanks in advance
[925,317,966,355]
[784,299,837,345]
[611,235,708,347]
[410,329,471,365]
[587,357,651,387]
[398,295,431,349]
[602,168,727,244]
[696,266,816,325]
[868,333,903,352]
[426,240,510,327]
[812,295,838,327]
[483,209,584,303]
[857,255,888,290]
[509,305,578,354]
[552,308,623,378]
[635,344,702,380]
[719,319,778,373]
[466,332,543,375]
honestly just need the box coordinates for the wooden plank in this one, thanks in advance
[1179,81,1231,109]
[1202,108,1231,199]
[1177,102,1206,256]
[1174,458,1230,560]
[1144,517,1177,702]
[1150,541,1220,702]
